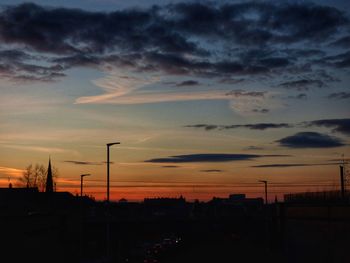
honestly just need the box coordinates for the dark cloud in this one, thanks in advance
[0,2,347,82]
[145,153,288,163]
[200,169,222,173]
[176,80,199,87]
[327,92,350,100]
[64,160,110,165]
[185,118,350,137]
[185,123,292,131]
[252,108,269,114]
[305,118,350,136]
[278,79,326,91]
[161,165,180,168]
[184,124,219,131]
[170,2,347,45]
[276,132,345,148]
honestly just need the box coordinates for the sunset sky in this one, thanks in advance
[0,0,349,201]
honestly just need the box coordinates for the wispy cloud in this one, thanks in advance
[0,166,24,178]
[3,144,71,153]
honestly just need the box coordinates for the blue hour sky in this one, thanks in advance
[0,0,349,200]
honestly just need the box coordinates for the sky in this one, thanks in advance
[0,0,349,201]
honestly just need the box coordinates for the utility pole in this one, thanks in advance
[340,165,345,199]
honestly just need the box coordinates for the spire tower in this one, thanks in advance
[45,157,54,193]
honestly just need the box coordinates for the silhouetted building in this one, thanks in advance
[45,157,54,193]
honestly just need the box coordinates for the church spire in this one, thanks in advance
[45,157,54,193]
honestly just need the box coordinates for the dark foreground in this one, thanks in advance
[1,190,350,263]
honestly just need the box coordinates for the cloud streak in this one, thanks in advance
[185,123,292,131]
[145,153,289,163]
[252,163,338,168]
[185,118,350,136]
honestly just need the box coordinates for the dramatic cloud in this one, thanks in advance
[145,153,288,163]
[276,132,345,148]
[305,118,350,136]
[0,1,347,85]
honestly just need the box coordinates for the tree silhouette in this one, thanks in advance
[17,163,59,191]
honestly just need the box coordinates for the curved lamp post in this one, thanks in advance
[80,174,91,197]
[107,142,120,202]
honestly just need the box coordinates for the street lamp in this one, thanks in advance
[107,142,120,202]
[80,174,91,197]
[259,180,268,205]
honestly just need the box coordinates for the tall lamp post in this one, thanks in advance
[259,180,268,205]
[80,174,91,197]
[107,142,120,202]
